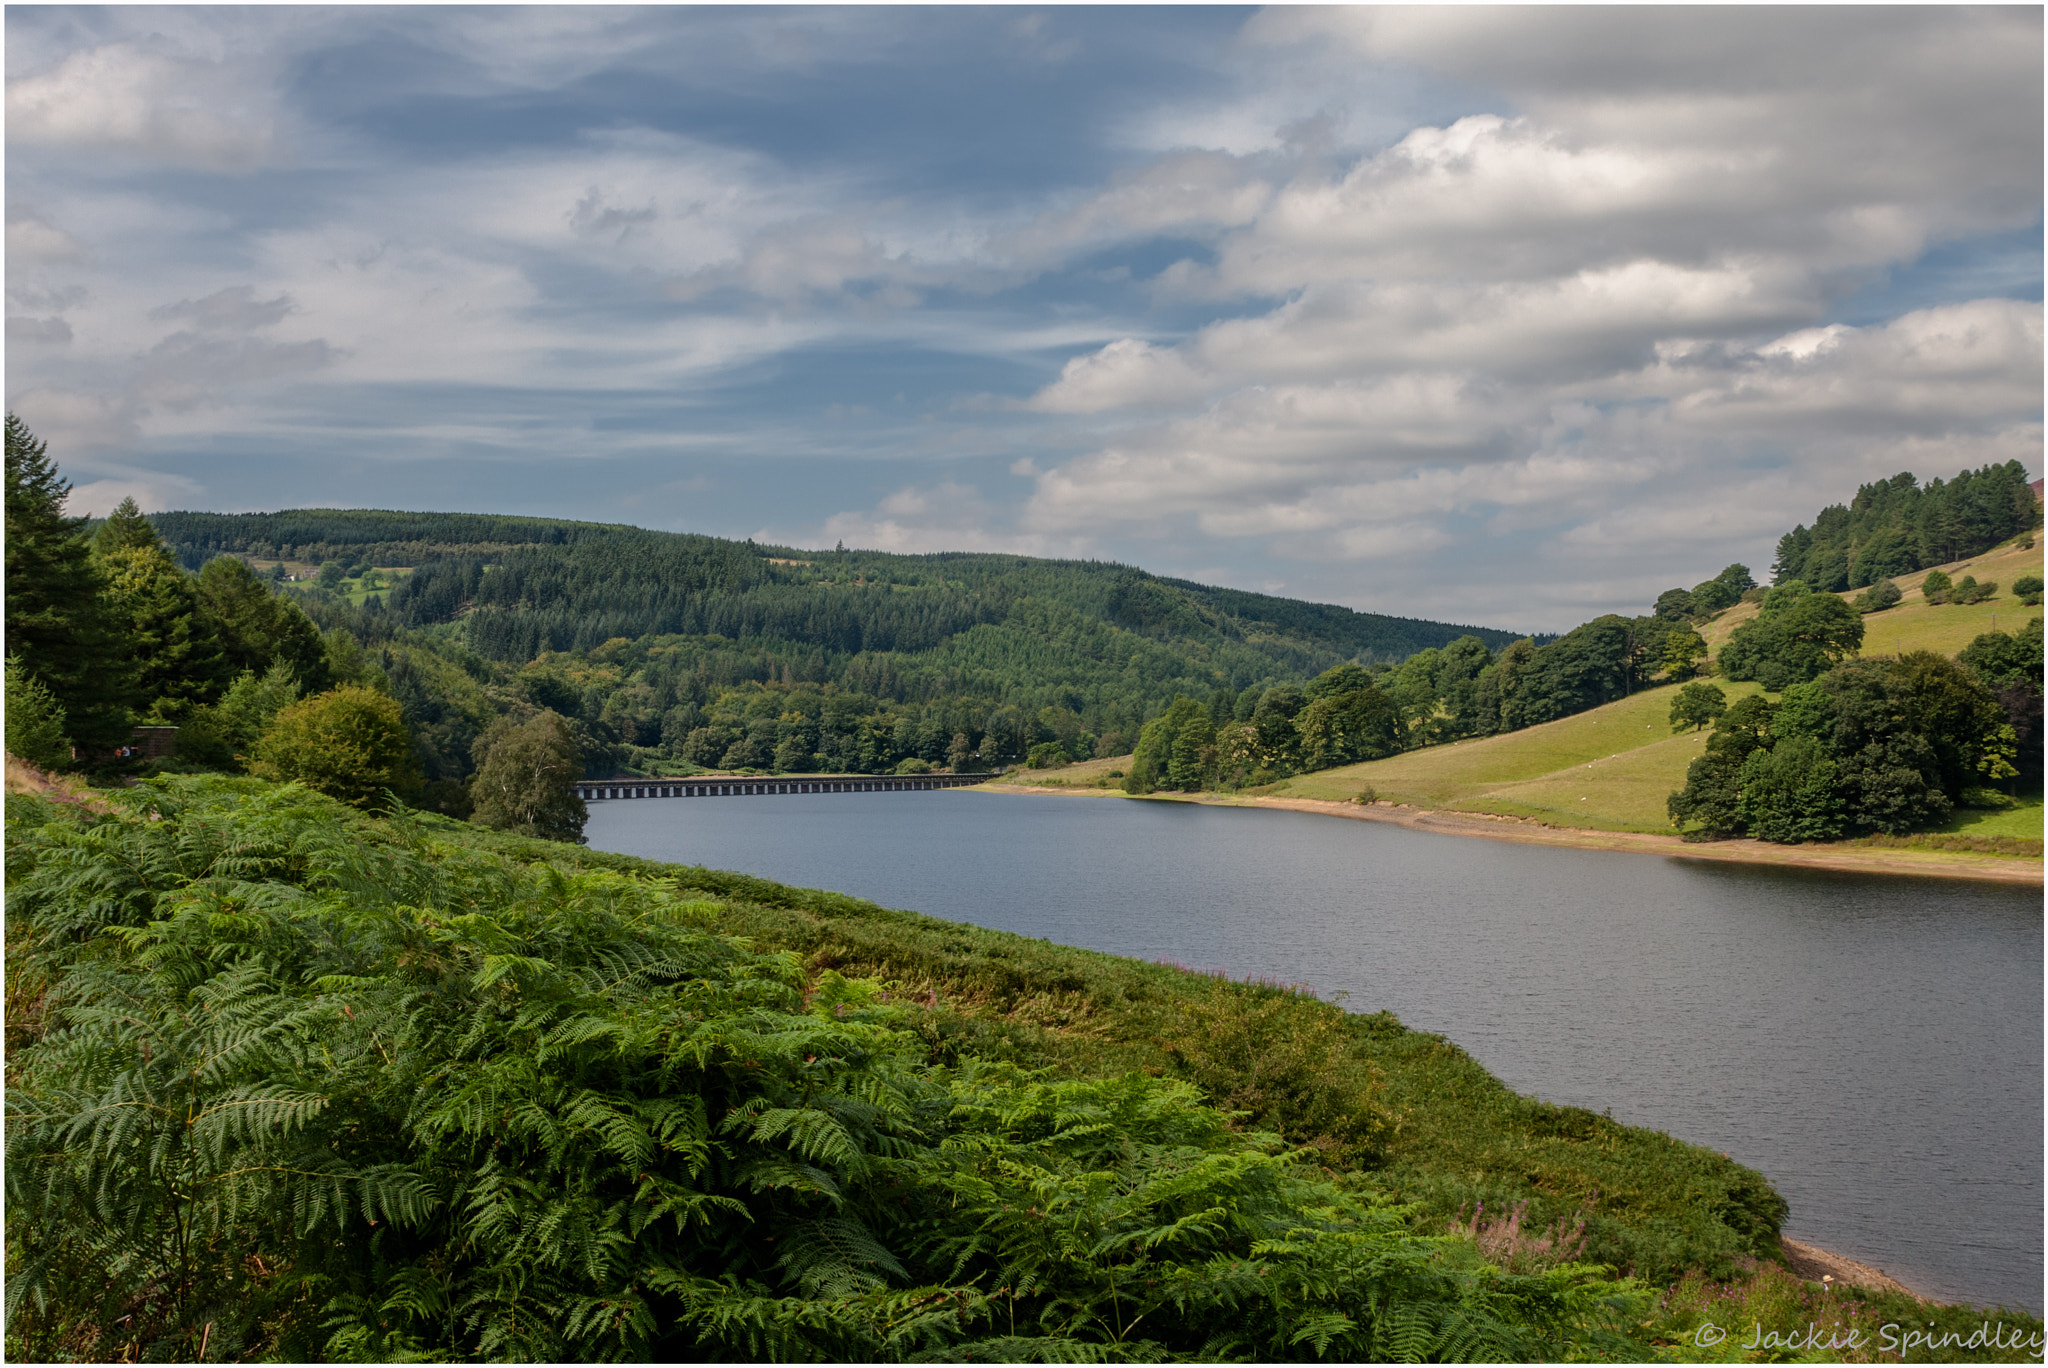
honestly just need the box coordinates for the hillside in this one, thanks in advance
[1001,532,2044,848]
[136,508,1535,784]
[1272,533,2044,841]
[148,508,1521,670]
[1701,535,2044,660]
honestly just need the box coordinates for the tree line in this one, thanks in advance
[4,419,590,842]
[7,418,1538,845]
[1769,460,2037,591]
[1118,566,1756,793]
[1668,618,2040,841]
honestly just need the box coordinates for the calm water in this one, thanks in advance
[587,789,2043,1312]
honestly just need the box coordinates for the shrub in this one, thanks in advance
[893,755,932,775]
[1448,1199,1592,1276]
[1950,575,1997,605]
[1921,568,1952,604]
[2015,573,2043,606]
[1024,741,1069,769]
[1852,578,1902,614]
[251,684,421,809]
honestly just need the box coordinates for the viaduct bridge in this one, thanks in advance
[575,773,994,801]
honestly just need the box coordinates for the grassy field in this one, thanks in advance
[240,559,415,606]
[1933,795,2044,840]
[1000,751,1130,789]
[1271,681,1768,833]
[1699,535,2044,658]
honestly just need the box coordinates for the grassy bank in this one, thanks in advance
[1266,680,1768,834]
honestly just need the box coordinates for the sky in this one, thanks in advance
[6,5,2042,633]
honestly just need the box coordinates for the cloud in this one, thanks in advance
[149,286,296,332]
[806,480,1091,558]
[7,315,73,345]
[5,208,88,262]
[998,150,1272,264]
[568,188,659,242]
[6,41,281,171]
[6,387,144,455]
[0,8,2034,626]
[65,471,208,518]
[1021,297,2038,617]
[139,333,336,410]
[1665,300,2043,437]
[1026,338,1210,413]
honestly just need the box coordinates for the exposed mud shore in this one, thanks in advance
[974,783,2043,886]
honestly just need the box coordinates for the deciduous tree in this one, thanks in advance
[1668,682,1727,733]
[253,685,421,809]
[470,709,587,842]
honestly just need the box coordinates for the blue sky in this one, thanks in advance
[7,6,2041,631]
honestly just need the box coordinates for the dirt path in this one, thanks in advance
[975,783,2043,886]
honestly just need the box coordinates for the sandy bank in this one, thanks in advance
[1780,1237,1925,1300]
[973,783,2043,886]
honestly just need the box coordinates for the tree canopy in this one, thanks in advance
[252,685,422,809]
[1770,462,2039,591]
[470,709,588,842]
[4,416,134,750]
[1669,652,2009,841]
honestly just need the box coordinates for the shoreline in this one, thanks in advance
[972,783,2044,886]
[1779,1237,1926,1301]
[978,778,1993,1307]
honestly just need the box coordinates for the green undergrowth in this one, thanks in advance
[488,836,1791,1276]
[10,775,2024,1362]
[1642,1259,2044,1364]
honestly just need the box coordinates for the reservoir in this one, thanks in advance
[586,789,2043,1313]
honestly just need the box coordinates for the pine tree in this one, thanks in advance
[5,654,72,768]
[3,415,136,751]
[194,554,332,689]
[95,538,233,719]
[90,495,162,556]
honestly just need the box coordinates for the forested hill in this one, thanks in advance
[1770,459,2037,590]
[148,508,1520,667]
